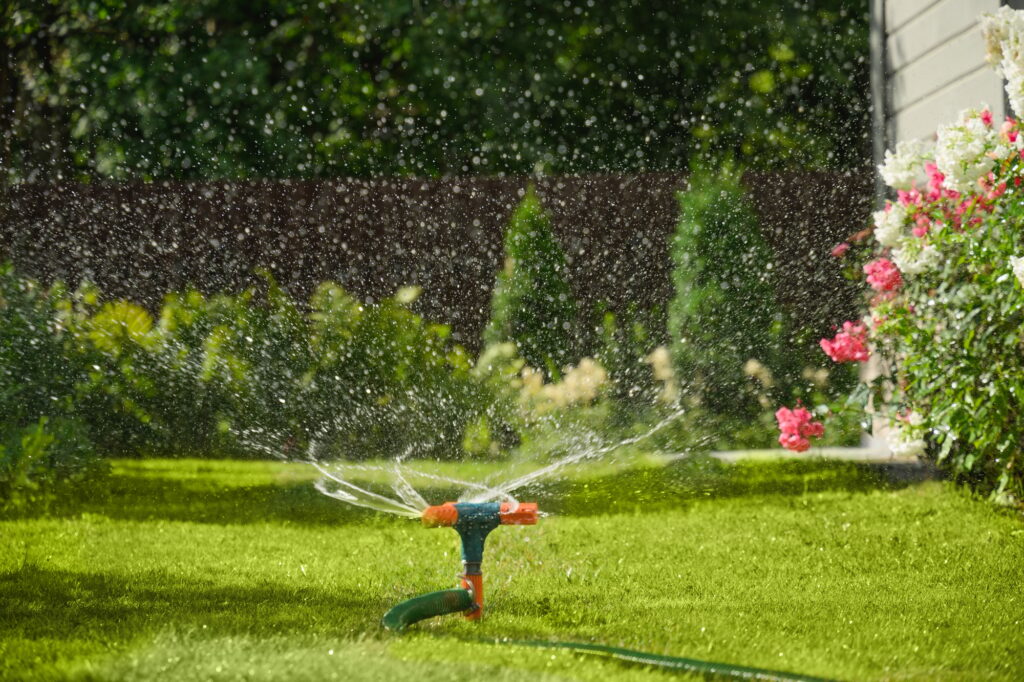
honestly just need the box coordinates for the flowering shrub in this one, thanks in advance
[781,7,1024,502]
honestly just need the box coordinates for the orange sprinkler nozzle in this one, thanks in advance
[421,502,459,527]
[421,501,538,527]
[499,501,538,525]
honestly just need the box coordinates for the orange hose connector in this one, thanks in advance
[460,573,484,619]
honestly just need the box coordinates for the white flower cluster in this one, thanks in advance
[871,202,907,248]
[934,107,999,193]
[644,346,679,404]
[892,242,942,276]
[878,139,927,191]
[982,6,1024,117]
[888,420,927,459]
[1011,255,1024,287]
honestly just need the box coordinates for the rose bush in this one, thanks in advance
[779,7,1024,504]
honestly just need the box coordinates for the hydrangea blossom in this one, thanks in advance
[872,202,907,248]
[820,321,869,363]
[934,107,999,193]
[1011,255,1024,287]
[982,6,1024,117]
[892,242,942,276]
[878,139,927,190]
[831,242,850,258]
[888,421,927,458]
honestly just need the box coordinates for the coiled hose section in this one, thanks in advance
[381,589,835,682]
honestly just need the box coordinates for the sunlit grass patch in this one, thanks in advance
[1,457,1021,681]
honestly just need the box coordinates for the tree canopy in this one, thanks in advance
[2,0,869,181]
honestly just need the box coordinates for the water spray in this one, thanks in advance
[382,501,537,629]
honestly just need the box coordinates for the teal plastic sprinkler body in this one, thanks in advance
[451,502,502,568]
[380,500,537,629]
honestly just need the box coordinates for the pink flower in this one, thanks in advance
[924,163,957,202]
[869,291,897,308]
[1001,117,1018,143]
[820,321,869,363]
[775,404,825,452]
[912,214,931,238]
[831,242,851,258]
[864,258,902,292]
[778,433,810,452]
[981,108,993,127]
[897,187,922,206]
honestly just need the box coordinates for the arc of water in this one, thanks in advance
[391,448,430,511]
[312,460,422,517]
[467,408,687,503]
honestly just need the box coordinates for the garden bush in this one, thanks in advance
[295,283,487,461]
[0,264,101,503]
[141,279,488,461]
[0,263,499,470]
[668,167,779,422]
[794,7,1024,502]
[668,168,859,448]
[592,303,668,426]
[484,187,578,379]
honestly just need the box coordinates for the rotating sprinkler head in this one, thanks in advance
[421,501,538,620]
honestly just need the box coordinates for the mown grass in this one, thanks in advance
[1,457,1022,681]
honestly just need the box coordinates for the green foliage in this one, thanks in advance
[667,169,855,446]
[485,188,578,379]
[0,264,101,503]
[1,1,869,181]
[59,285,240,457]
[866,191,1024,501]
[138,279,486,460]
[300,283,486,460]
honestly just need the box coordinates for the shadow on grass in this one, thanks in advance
[0,564,381,644]
[3,456,938,526]
[55,474,383,525]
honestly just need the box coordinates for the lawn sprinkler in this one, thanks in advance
[382,501,538,630]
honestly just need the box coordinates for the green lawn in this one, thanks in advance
[1,457,1022,681]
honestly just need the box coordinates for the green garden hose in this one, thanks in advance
[506,640,834,682]
[381,589,475,631]
[382,590,835,681]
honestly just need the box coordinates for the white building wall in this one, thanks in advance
[884,0,1006,145]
